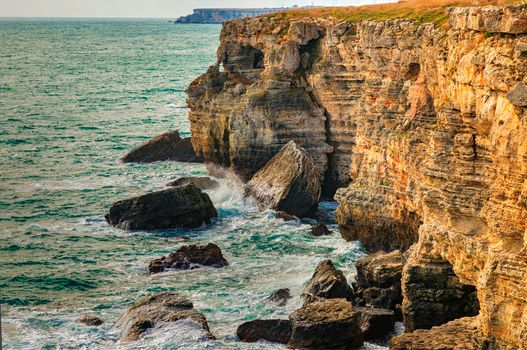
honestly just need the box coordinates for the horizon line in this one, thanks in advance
[0,16,184,19]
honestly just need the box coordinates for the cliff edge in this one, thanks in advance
[186,1,527,348]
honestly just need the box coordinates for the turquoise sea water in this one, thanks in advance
[0,19,375,349]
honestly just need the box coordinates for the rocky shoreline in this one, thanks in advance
[99,2,527,349]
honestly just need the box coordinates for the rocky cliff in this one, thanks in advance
[186,3,527,348]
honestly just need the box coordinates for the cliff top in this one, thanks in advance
[269,0,523,26]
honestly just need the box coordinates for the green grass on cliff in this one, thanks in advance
[271,0,522,26]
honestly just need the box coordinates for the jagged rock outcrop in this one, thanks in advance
[186,3,527,348]
[187,20,333,182]
[244,141,321,217]
[116,292,212,341]
[354,250,404,313]
[121,130,201,163]
[105,184,217,230]
[236,319,292,344]
[301,259,355,304]
[288,298,363,350]
[148,243,228,273]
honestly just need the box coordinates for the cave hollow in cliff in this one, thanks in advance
[402,255,480,332]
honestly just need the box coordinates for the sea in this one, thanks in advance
[0,18,388,349]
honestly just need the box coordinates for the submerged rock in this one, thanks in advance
[288,298,363,350]
[267,288,292,307]
[310,222,332,236]
[121,130,201,163]
[167,176,219,190]
[275,211,297,221]
[76,314,104,326]
[354,250,404,312]
[148,243,228,273]
[116,292,212,341]
[356,307,396,341]
[105,184,217,230]
[236,319,292,344]
[302,259,355,304]
[245,141,321,218]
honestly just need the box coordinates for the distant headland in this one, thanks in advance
[174,7,292,24]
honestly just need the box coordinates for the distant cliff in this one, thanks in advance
[175,8,289,24]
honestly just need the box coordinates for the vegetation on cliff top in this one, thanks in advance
[270,0,522,26]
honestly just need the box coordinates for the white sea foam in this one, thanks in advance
[167,102,189,110]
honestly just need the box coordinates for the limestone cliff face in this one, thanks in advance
[187,5,527,348]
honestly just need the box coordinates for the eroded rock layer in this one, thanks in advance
[187,5,527,348]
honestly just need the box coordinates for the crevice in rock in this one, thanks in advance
[472,134,478,160]
[405,62,421,80]
[253,50,265,69]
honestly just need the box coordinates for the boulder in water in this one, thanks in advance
[76,314,104,326]
[116,292,213,341]
[302,259,355,304]
[288,298,363,350]
[148,243,228,273]
[267,288,292,306]
[236,319,292,344]
[121,130,201,163]
[167,176,219,190]
[310,222,332,236]
[105,184,217,230]
[245,141,321,218]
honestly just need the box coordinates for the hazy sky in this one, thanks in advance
[0,0,393,18]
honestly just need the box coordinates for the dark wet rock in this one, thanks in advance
[314,208,335,224]
[356,307,396,341]
[116,292,213,341]
[245,141,321,218]
[76,314,104,326]
[288,298,363,350]
[276,211,297,221]
[105,184,217,230]
[121,130,201,163]
[267,288,292,307]
[167,176,219,190]
[302,259,355,304]
[354,250,404,312]
[236,319,292,344]
[310,222,332,236]
[148,243,228,273]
